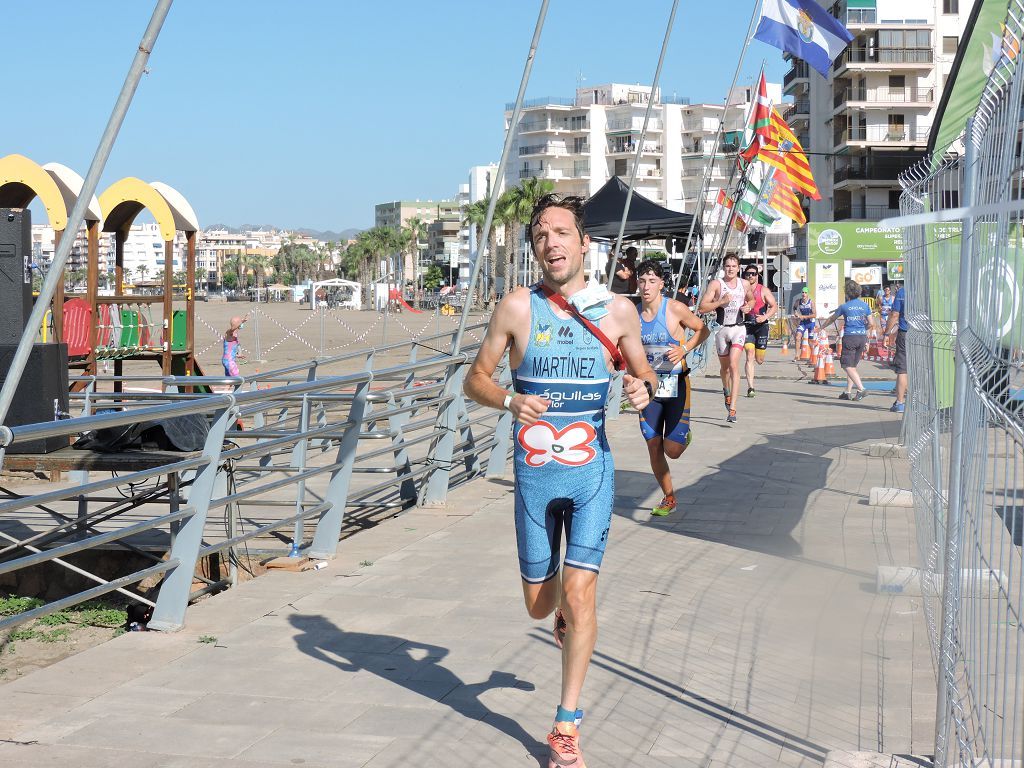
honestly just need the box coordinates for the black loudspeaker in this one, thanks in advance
[0,343,70,453]
[747,231,765,252]
[0,208,33,343]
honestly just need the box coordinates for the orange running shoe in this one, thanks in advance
[547,721,586,768]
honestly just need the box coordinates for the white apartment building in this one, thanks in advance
[30,223,106,275]
[461,163,505,288]
[503,83,791,277]
[786,0,966,236]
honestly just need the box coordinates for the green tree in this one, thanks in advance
[135,264,149,283]
[422,265,444,290]
[400,217,426,308]
[514,177,555,287]
[351,227,400,309]
[247,254,273,300]
[462,198,496,308]
[222,271,239,290]
[196,267,208,290]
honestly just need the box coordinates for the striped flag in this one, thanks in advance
[760,173,807,225]
[740,72,772,164]
[757,107,821,200]
[753,0,853,78]
[738,180,778,227]
[711,188,734,224]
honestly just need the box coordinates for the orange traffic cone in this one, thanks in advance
[865,330,879,361]
[799,333,810,361]
[813,351,827,384]
[808,335,819,368]
[825,349,835,377]
[781,335,789,355]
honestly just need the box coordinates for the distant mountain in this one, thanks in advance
[203,224,364,242]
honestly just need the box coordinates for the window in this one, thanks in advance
[614,159,627,176]
[888,191,902,210]
[943,0,958,12]
[943,36,959,55]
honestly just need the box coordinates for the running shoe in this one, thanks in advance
[651,495,676,517]
[723,389,732,413]
[547,721,586,768]
[853,389,868,401]
[727,409,737,424]
[838,392,851,400]
[890,401,905,413]
[746,387,756,398]
[553,609,566,649]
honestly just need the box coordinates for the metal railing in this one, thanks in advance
[837,47,934,68]
[784,62,810,88]
[0,323,525,633]
[834,86,935,108]
[834,204,901,220]
[897,3,1024,761]
[835,125,931,146]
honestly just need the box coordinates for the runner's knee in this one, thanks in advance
[664,440,687,459]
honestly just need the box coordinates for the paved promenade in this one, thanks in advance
[0,359,933,767]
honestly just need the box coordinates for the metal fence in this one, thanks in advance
[898,6,1024,762]
[0,323,521,633]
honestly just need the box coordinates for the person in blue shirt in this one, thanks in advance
[883,285,909,412]
[820,279,877,401]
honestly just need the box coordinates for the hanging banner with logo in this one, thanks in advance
[887,260,905,280]
[851,265,883,285]
[788,261,807,283]
[814,261,841,316]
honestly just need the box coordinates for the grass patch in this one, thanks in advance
[198,635,217,644]
[1,594,130,650]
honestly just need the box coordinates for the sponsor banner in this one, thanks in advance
[514,375,609,415]
[887,260,905,280]
[807,222,906,261]
[814,261,841,316]
[851,265,882,285]
[788,261,807,283]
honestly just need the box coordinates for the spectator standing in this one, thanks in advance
[884,284,909,412]
[610,246,638,295]
[820,280,876,401]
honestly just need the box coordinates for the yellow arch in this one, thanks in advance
[98,177,177,242]
[0,154,69,231]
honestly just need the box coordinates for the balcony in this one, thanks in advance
[518,143,572,157]
[505,96,578,110]
[518,118,589,133]
[834,204,901,220]
[607,118,663,132]
[834,125,930,147]
[834,86,935,109]
[834,156,923,185]
[606,141,663,155]
[835,48,933,72]
[784,62,810,92]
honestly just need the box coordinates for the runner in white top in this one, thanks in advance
[698,254,754,424]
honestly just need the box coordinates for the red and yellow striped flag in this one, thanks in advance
[757,107,821,200]
[758,173,807,225]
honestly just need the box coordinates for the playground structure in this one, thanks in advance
[309,277,360,310]
[0,154,199,390]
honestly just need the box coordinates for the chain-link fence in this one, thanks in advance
[898,5,1024,762]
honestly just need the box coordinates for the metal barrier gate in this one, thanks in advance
[899,7,1024,761]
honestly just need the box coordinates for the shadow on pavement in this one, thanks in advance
[615,419,891,570]
[288,614,545,763]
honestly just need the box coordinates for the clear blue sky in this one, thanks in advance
[3,1,785,231]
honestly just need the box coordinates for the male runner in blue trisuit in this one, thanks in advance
[635,260,709,516]
[465,194,656,768]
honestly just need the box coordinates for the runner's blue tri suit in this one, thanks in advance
[638,297,692,446]
[511,286,614,583]
[796,297,816,336]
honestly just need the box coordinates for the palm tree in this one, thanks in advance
[462,198,497,308]
[247,254,273,300]
[401,217,426,308]
[351,227,400,309]
[135,264,149,284]
[516,177,555,286]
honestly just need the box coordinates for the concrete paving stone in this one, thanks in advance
[0,742,171,768]
[58,713,274,759]
[338,704,482,740]
[237,728,393,767]
[169,692,372,731]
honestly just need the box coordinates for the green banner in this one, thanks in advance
[929,0,1011,159]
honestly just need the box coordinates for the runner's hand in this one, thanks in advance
[623,374,651,410]
[665,345,686,364]
[509,394,550,426]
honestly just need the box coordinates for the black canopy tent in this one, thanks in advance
[582,176,703,243]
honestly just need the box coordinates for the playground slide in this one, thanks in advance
[169,356,212,393]
[396,296,423,313]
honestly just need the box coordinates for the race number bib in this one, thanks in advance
[655,372,678,399]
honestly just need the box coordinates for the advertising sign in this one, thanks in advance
[814,261,841,316]
[887,260,905,280]
[807,222,906,262]
[850,265,883,285]
[788,262,807,283]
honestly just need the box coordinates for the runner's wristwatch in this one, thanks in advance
[503,393,514,411]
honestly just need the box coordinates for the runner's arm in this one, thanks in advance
[760,289,778,322]
[609,296,657,409]
[697,280,723,314]
[666,303,709,364]
[464,292,549,424]
[741,283,756,314]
